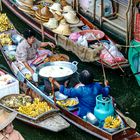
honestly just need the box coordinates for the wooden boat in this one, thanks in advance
[0,29,139,140]
[1,0,129,70]
[128,40,140,86]
[77,0,137,46]
[0,68,70,132]
[0,66,140,140]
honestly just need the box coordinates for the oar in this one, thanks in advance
[51,80,56,104]
[116,110,136,129]
[39,6,44,42]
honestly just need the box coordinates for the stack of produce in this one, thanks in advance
[18,98,53,117]
[0,33,12,46]
[56,98,78,108]
[0,13,14,32]
[104,116,121,129]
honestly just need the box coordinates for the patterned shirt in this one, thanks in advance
[15,39,41,62]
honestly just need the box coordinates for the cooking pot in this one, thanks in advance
[36,61,78,81]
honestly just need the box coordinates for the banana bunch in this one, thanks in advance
[0,13,14,32]
[0,33,12,45]
[18,98,53,118]
[104,116,121,129]
[56,99,78,108]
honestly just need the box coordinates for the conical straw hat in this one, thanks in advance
[53,22,71,36]
[43,18,58,29]
[35,6,53,21]
[49,3,62,11]
[0,109,17,131]
[63,5,74,12]
[63,11,79,24]
[19,0,33,8]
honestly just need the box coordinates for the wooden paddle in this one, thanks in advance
[116,110,136,129]
[51,80,56,104]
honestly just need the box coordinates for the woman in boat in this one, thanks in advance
[15,29,55,74]
[0,109,24,140]
[49,70,110,118]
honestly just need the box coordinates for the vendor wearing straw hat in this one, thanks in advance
[15,29,55,74]
[0,109,24,140]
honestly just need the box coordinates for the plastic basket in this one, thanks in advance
[0,75,19,98]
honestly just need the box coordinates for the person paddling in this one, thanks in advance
[49,70,110,118]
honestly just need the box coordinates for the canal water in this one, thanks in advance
[1,5,140,140]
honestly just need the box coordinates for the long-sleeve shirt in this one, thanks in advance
[60,82,110,118]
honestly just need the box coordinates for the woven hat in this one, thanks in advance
[18,5,35,15]
[43,18,58,29]
[63,11,79,24]
[49,3,62,11]
[60,0,68,7]
[0,109,17,131]
[53,22,71,36]
[44,0,54,4]
[59,18,67,24]
[19,0,33,8]
[53,13,63,21]
[63,5,74,12]
[35,6,53,22]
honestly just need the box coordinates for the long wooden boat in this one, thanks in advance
[1,0,129,70]
[0,68,70,132]
[0,32,140,140]
[128,40,140,86]
[1,57,140,140]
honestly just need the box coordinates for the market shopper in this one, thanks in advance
[15,29,55,74]
[49,70,110,118]
[0,109,24,140]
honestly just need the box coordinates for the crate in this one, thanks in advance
[0,74,19,98]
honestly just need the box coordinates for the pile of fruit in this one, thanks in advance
[0,33,12,45]
[0,13,14,32]
[56,98,78,108]
[1,95,32,108]
[104,116,121,129]
[18,98,53,118]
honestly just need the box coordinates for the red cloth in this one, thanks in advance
[134,13,140,42]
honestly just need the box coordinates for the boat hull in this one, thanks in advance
[128,40,140,86]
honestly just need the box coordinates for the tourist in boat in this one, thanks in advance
[15,29,55,74]
[49,70,110,118]
[0,109,24,140]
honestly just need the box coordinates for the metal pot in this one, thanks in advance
[36,61,78,81]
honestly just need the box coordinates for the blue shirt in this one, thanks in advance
[60,82,110,118]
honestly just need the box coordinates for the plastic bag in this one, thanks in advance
[100,42,125,64]
[77,36,88,47]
